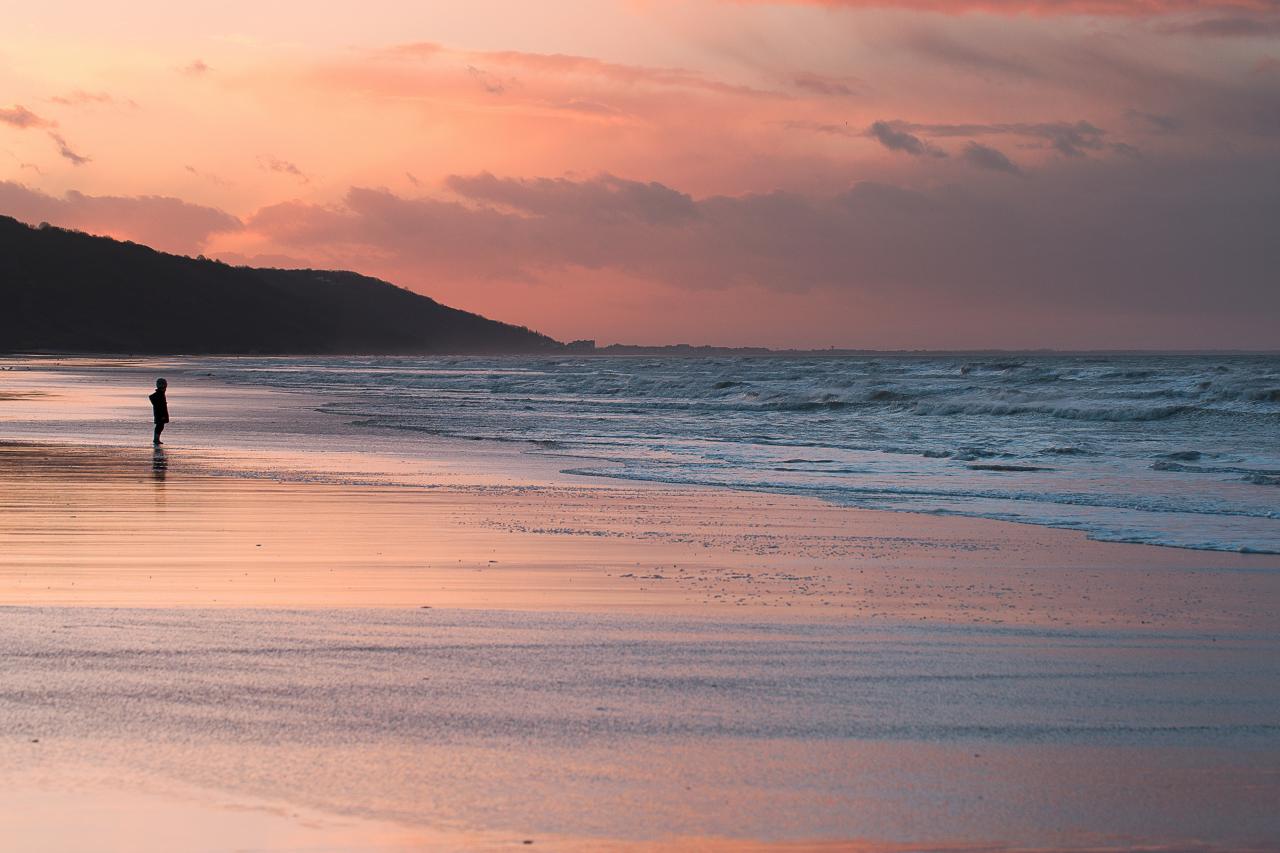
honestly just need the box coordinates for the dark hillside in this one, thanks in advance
[0,216,560,354]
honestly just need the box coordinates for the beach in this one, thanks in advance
[2,357,1278,851]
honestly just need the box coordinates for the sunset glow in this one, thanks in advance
[3,0,1277,347]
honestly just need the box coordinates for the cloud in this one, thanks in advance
[237,164,1279,336]
[961,141,1022,173]
[1124,108,1183,132]
[903,30,1044,79]
[734,1,1280,16]
[377,43,780,99]
[183,59,211,76]
[0,105,53,129]
[790,71,863,97]
[445,173,698,224]
[47,90,138,108]
[867,120,947,157]
[185,164,235,187]
[1,105,91,163]
[260,156,309,182]
[779,119,857,136]
[11,158,1274,346]
[892,119,1119,156]
[0,182,241,252]
[47,132,90,165]
[801,116,1128,164]
[555,99,625,116]
[465,65,508,95]
[1160,15,1280,36]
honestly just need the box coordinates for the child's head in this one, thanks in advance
[156,378,167,389]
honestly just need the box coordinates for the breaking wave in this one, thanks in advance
[205,353,1280,554]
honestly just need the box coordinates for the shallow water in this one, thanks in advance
[192,354,1280,553]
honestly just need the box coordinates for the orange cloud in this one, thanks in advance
[0,182,240,252]
[378,42,781,99]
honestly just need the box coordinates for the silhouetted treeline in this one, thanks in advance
[0,216,561,354]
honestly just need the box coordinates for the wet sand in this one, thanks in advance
[1,441,1276,627]
[5,607,1279,852]
[2,358,1278,851]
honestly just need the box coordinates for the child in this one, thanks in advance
[149,378,169,445]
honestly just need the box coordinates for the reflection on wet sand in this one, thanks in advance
[0,441,1276,625]
[151,446,167,482]
[4,607,1278,852]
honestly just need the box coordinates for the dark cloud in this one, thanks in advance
[241,164,1279,343]
[1020,121,1108,156]
[1125,109,1184,133]
[896,119,1119,157]
[260,156,309,182]
[961,141,1022,174]
[0,181,241,252]
[183,59,210,76]
[48,132,90,165]
[0,105,53,129]
[867,120,947,157]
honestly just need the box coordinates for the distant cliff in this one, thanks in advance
[0,216,561,354]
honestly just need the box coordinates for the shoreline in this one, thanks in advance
[2,354,1277,559]
[2,356,1279,851]
[1,438,1276,628]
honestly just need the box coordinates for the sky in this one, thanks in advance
[2,0,1278,349]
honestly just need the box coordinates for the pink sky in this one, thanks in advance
[2,0,1278,348]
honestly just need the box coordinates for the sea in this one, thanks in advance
[194,353,1280,555]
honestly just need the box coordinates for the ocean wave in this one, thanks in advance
[202,353,1280,554]
[558,464,1280,552]
[960,361,1025,374]
[910,400,1196,421]
[1151,461,1280,477]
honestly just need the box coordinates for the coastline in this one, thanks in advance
[0,439,1277,628]
[2,356,1278,851]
